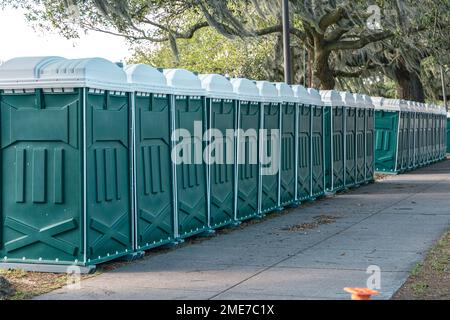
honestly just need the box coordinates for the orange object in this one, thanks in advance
[344,287,379,300]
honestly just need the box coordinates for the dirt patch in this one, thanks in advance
[392,230,450,300]
[282,215,341,232]
[0,269,97,300]
[374,173,390,181]
[0,276,14,299]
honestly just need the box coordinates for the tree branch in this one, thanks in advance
[319,7,346,31]
[325,30,394,51]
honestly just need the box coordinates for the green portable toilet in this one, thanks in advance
[0,57,133,271]
[256,81,281,215]
[438,105,446,160]
[199,74,236,229]
[437,106,447,161]
[397,100,410,172]
[416,102,424,166]
[440,107,447,158]
[374,98,401,173]
[124,64,175,252]
[230,78,261,221]
[363,95,375,182]
[308,88,325,198]
[405,101,415,170]
[292,85,312,202]
[164,69,208,239]
[426,104,435,163]
[320,90,344,193]
[419,103,428,166]
[275,83,298,208]
[447,112,450,155]
[431,104,437,161]
[437,105,445,160]
[343,93,357,186]
[412,101,420,168]
[425,104,433,164]
[354,94,366,184]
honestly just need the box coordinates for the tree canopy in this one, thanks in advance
[3,0,449,102]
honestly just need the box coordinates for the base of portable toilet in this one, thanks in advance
[0,262,97,274]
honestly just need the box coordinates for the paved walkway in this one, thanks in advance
[37,160,450,300]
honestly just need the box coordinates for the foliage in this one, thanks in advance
[129,25,277,81]
[2,0,450,100]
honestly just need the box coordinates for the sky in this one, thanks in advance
[0,8,132,63]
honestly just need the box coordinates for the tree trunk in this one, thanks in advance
[393,60,425,102]
[312,44,335,90]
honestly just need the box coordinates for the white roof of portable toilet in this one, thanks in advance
[362,95,374,109]
[399,99,410,112]
[320,90,343,107]
[198,74,236,100]
[163,68,204,96]
[292,85,311,105]
[307,88,324,106]
[230,78,262,102]
[338,91,356,108]
[124,64,171,94]
[274,82,297,103]
[255,81,279,103]
[447,112,450,118]
[382,99,401,112]
[0,56,65,89]
[0,56,130,91]
[418,102,427,113]
[407,101,414,112]
[417,101,424,113]
[353,93,365,108]
[42,58,129,91]
[371,97,385,110]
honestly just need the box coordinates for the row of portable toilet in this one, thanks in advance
[0,56,440,270]
[373,98,448,174]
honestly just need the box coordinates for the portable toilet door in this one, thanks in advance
[230,78,262,221]
[363,95,375,182]
[406,101,415,170]
[125,64,175,252]
[199,74,237,229]
[420,103,428,166]
[447,112,450,155]
[292,85,312,202]
[0,57,133,269]
[256,81,281,215]
[354,93,366,185]
[275,83,298,208]
[308,88,325,198]
[438,106,446,160]
[320,90,345,193]
[398,100,410,172]
[164,69,208,239]
[427,104,435,163]
[344,94,357,185]
[412,101,420,169]
[374,98,401,173]
[425,104,433,164]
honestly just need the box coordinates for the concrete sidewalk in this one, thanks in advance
[37,160,450,300]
